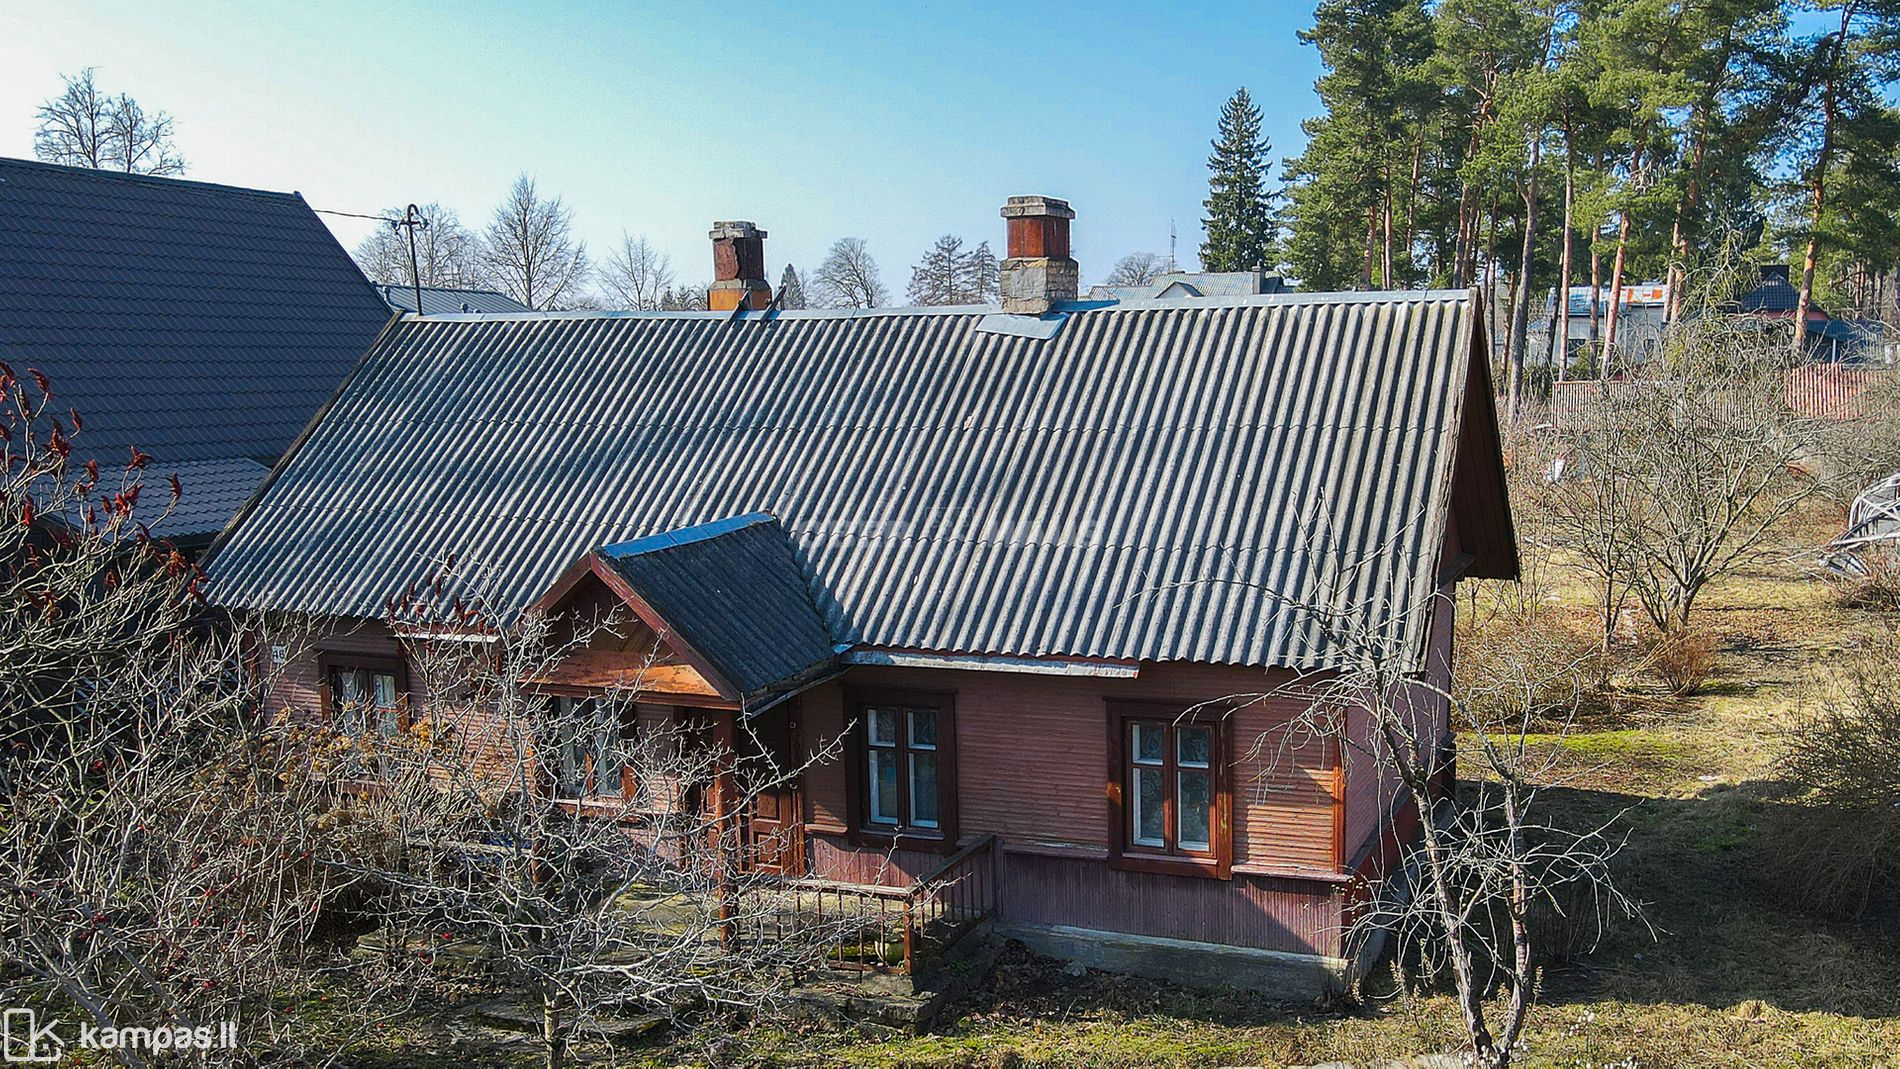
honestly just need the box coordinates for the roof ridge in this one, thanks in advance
[0,154,302,202]
[407,288,1474,325]
[598,512,778,558]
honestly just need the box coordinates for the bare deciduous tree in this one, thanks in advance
[483,175,591,310]
[811,238,887,308]
[0,370,373,1065]
[596,234,675,311]
[1246,520,1638,1068]
[354,203,491,290]
[1542,313,1835,635]
[331,569,849,1069]
[34,68,184,176]
[1103,252,1168,288]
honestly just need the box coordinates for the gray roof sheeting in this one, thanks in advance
[377,285,533,315]
[208,290,1490,670]
[0,156,394,465]
[598,513,836,698]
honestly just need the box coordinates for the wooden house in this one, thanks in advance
[206,196,1516,995]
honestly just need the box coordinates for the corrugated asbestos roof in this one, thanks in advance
[597,514,837,699]
[377,284,533,315]
[208,290,1497,670]
[0,156,394,465]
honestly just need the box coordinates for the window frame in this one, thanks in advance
[844,688,958,851]
[1105,700,1233,879]
[317,652,411,736]
[550,694,633,802]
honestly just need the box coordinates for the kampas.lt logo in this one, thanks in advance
[3,1007,238,1061]
[1,1009,62,1064]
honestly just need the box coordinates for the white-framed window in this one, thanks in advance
[554,696,624,799]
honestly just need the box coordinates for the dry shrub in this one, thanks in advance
[1643,629,1716,695]
[1456,594,1608,729]
[1762,641,1900,918]
[1831,549,1900,613]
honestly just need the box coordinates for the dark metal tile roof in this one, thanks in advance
[146,458,272,543]
[0,156,394,465]
[376,284,532,315]
[597,514,836,699]
[208,291,1498,670]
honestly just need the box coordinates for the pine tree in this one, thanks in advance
[1201,87,1278,272]
[778,264,808,310]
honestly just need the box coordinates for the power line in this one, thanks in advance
[310,206,401,223]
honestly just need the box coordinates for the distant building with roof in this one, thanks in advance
[0,156,393,547]
[1087,268,1288,303]
[375,283,532,315]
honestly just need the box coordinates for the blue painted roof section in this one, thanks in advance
[146,457,272,543]
[0,156,393,466]
[598,514,835,700]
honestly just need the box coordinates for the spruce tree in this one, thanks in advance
[778,264,808,310]
[1201,87,1277,272]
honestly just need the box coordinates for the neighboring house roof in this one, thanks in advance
[1088,270,1287,303]
[541,514,838,701]
[207,290,1515,673]
[146,457,273,545]
[376,284,532,315]
[0,156,394,467]
[1736,265,1826,318]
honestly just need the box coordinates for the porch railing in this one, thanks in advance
[767,832,999,976]
[902,832,998,972]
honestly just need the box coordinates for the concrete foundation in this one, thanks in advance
[994,921,1350,1000]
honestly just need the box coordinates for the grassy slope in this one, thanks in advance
[757,548,1900,1067]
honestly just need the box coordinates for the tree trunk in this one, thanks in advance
[543,991,564,1069]
[1795,9,1851,357]
[1508,139,1542,424]
[1551,120,1575,379]
[1602,210,1633,379]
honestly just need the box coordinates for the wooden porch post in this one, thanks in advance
[711,709,738,946]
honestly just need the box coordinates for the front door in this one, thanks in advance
[742,707,805,876]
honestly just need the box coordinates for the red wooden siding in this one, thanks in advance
[1341,582,1453,867]
[795,661,1337,873]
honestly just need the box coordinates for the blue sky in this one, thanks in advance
[0,1,1325,289]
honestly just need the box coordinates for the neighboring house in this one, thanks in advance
[206,196,1516,995]
[1538,283,1670,368]
[375,284,532,315]
[1735,264,1823,321]
[0,157,394,549]
[1088,268,1288,302]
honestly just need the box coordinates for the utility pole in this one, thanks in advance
[392,204,429,315]
[1168,220,1177,274]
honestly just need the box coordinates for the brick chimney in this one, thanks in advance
[707,221,771,311]
[999,195,1078,315]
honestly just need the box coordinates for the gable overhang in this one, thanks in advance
[1444,300,1520,581]
[531,551,746,705]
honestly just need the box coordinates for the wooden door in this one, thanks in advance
[742,708,805,876]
